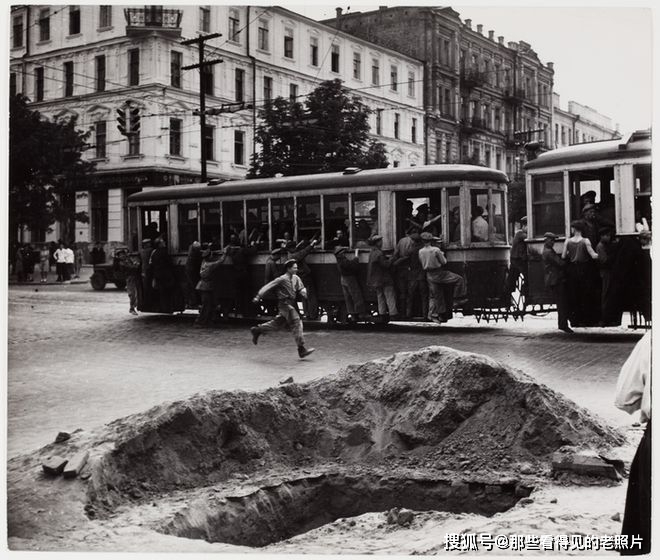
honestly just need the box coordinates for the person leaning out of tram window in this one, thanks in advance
[367,235,399,321]
[470,206,489,242]
[334,246,366,322]
[418,231,467,324]
[562,220,600,327]
[194,245,226,328]
[541,232,572,333]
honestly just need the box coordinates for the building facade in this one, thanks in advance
[9,5,424,247]
[552,93,619,149]
[327,6,555,180]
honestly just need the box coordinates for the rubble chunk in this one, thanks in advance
[54,432,71,444]
[42,456,68,476]
[551,451,619,480]
[63,450,89,479]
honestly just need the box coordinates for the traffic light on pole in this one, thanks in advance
[129,107,141,135]
[116,108,127,136]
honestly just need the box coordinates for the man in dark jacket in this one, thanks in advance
[334,246,366,322]
[507,216,528,299]
[224,234,257,316]
[541,231,572,333]
[287,238,319,319]
[367,235,398,320]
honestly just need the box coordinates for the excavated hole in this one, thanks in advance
[160,472,534,547]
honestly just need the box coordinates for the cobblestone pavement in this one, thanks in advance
[6,283,643,458]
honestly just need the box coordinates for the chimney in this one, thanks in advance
[508,41,518,49]
[498,36,504,44]
[547,62,554,70]
[336,7,343,18]
[335,7,343,28]
[464,18,471,29]
[379,5,387,10]
[477,24,483,34]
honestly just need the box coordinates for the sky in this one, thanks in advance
[292,1,655,136]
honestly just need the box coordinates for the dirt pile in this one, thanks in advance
[8,345,625,549]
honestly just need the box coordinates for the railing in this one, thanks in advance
[503,88,526,105]
[459,117,488,134]
[460,68,488,89]
[124,7,182,30]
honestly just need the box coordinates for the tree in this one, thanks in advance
[248,79,388,177]
[9,94,94,244]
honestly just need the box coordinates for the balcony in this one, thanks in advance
[459,117,488,135]
[124,7,182,37]
[503,88,526,106]
[460,68,488,90]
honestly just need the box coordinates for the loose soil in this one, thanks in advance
[7,345,633,553]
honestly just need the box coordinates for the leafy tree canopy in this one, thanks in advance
[248,79,389,177]
[9,94,94,240]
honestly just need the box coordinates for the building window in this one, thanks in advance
[408,72,415,96]
[443,89,451,116]
[445,139,452,163]
[390,65,398,91]
[69,6,81,35]
[95,121,107,159]
[63,61,74,97]
[310,36,318,66]
[200,6,210,32]
[289,83,298,101]
[234,130,245,165]
[394,113,400,139]
[128,48,140,86]
[95,55,106,92]
[203,125,214,161]
[171,51,182,88]
[235,68,244,102]
[284,28,294,58]
[376,109,383,135]
[12,15,23,48]
[353,52,361,80]
[38,8,50,41]
[371,59,380,85]
[228,9,240,42]
[35,67,44,101]
[91,190,108,242]
[99,5,112,28]
[263,76,273,101]
[10,73,17,97]
[169,118,182,156]
[202,64,214,96]
[443,39,451,65]
[331,44,340,73]
[258,19,269,51]
[411,118,417,143]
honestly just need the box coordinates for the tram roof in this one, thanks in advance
[127,164,508,203]
[524,129,652,170]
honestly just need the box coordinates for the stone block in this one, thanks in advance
[551,452,619,480]
[63,450,89,479]
[42,456,68,476]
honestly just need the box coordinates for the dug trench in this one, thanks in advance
[7,346,626,550]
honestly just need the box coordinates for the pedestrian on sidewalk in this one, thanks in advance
[73,243,84,279]
[63,243,75,283]
[38,245,50,283]
[614,331,651,555]
[250,259,315,359]
[53,242,66,283]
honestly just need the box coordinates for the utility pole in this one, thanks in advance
[181,33,223,182]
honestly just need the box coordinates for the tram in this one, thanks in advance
[126,164,516,323]
[523,129,652,327]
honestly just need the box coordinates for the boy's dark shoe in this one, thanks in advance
[298,346,315,359]
[250,326,261,345]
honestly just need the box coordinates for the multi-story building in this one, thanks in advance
[326,6,555,179]
[9,5,424,247]
[552,93,619,149]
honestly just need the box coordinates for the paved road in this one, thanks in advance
[6,283,643,458]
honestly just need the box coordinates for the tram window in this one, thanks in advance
[297,196,321,243]
[324,195,349,244]
[222,200,244,245]
[397,192,442,240]
[532,174,564,237]
[271,197,294,248]
[245,200,269,248]
[178,204,199,251]
[448,188,461,244]
[200,203,221,247]
[634,164,652,231]
[489,191,506,243]
[142,207,168,243]
[470,190,489,242]
[352,195,377,248]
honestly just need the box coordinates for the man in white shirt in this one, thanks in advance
[53,242,67,283]
[62,244,75,283]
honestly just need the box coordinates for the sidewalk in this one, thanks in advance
[8,264,95,286]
